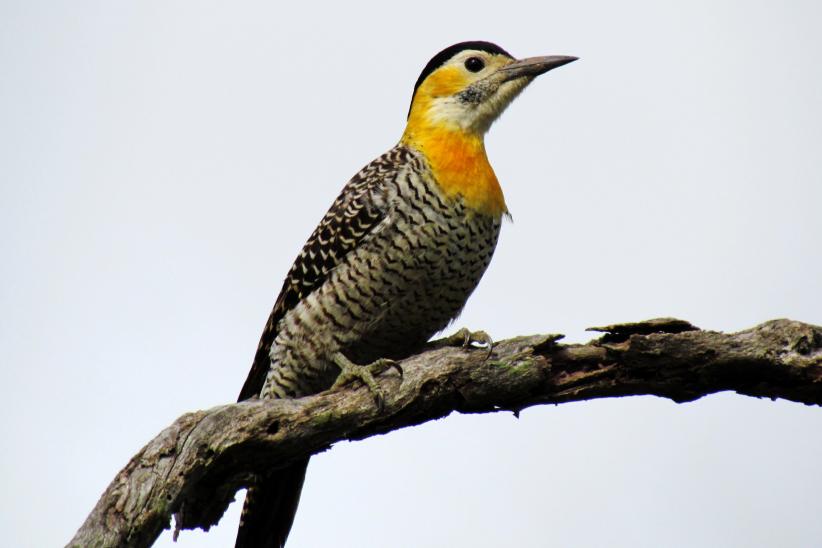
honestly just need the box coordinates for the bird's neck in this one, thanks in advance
[401,124,507,218]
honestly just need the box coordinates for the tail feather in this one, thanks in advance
[235,458,310,548]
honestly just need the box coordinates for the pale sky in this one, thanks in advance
[2,1,821,547]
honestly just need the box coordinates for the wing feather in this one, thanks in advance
[237,148,403,401]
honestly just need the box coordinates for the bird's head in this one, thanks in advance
[402,41,577,139]
[399,42,576,218]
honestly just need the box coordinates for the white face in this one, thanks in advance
[410,49,534,135]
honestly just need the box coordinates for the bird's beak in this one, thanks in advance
[498,55,578,82]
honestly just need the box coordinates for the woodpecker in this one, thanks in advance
[235,41,576,548]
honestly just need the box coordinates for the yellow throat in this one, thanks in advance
[401,114,507,219]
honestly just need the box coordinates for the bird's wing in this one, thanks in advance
[234,147,406,548]
[237,147,402,402]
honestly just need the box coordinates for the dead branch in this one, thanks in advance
[68,318,822,547]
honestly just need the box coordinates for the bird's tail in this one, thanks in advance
[235,457,310,548]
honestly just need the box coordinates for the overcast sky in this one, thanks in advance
[2,1,821,547]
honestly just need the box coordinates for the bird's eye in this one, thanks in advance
[464,57,485,73]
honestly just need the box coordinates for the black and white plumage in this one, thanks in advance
[236,145,501,547]
[234,41,576,547]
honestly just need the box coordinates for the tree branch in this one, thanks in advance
[68,318,822,547]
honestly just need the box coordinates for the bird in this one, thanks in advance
[235,40,576,548]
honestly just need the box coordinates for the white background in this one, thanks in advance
[2,1,821,547]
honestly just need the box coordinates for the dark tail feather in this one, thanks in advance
[235,458,310,548]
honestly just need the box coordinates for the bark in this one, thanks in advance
[68,318,822,547]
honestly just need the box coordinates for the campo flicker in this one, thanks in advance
[235,41,576,548]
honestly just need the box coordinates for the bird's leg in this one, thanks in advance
[438,328,495,359]
[330,352,403,410]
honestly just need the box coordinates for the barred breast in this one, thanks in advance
[262,145,502,399]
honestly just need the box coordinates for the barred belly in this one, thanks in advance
[262,150,502,399]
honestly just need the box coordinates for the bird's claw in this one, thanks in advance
[331,353,402,411]
[440,328,495,359]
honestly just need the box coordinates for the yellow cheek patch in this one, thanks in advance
[419,65,469,98]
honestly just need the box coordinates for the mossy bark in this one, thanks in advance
[69,318,822,548]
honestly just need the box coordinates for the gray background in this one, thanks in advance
[2,1,821,547]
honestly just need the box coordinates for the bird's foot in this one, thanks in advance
[330,352,402,410]
[439,328,495,359]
